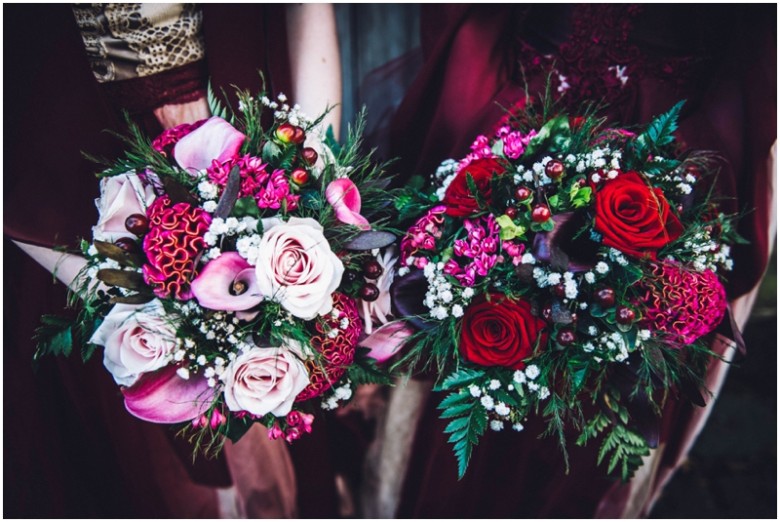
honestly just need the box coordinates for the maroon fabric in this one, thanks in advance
[4,4,338,517]
[387,4,775,517]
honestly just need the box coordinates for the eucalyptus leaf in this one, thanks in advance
[97,269,145,290]
[93,240,143,267]
[214,165,241,219]
[344,231,396,251]
[162,176,198,205]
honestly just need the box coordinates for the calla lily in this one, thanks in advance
[173,116,246,173]
[122,365,215,424]
[359,321,413,363]
[325,178,371,230]
[191,252,263,311]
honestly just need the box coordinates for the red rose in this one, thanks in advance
[594,171,683,259]
[459,294,547,370]
[442,158,505,217]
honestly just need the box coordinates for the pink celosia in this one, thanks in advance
[638,262,727,345]
[295,293,362,402]
[142,196,212,300]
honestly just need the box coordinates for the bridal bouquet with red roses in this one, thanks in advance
[35,87,397,453]
[393,102,741,479]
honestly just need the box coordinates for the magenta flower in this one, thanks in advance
[256,169,300,211]
[173,116,246,174]
[325,178,370,230]
[190,253,263,312]
[122,365,215,424]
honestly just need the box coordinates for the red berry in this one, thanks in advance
[616,306,636,325]
[290,168,309,186]
[594,287,616,308]
[124,214,149,235]
[552,283,566,298]
[556,328,576,346]
[362,259,384,280]
[577,178,587,187]
[515,186,532,202]
[359,283,380,302]
[291,127,306,145]
[301,147,319,165]
[541,304,553,322]
[114,237,137,253]
[504,207,518,218]
[545,160,565,180]
[276,123,306,144]
[531,204,551,223]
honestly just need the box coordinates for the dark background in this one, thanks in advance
[335,5,777,518]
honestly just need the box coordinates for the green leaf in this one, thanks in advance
[439,391,470,410]
[441,401,476,419]
[34,315,74,362]
[437,368,484,391]
[232,196,261,218]
[97,269,145,290]
[207,81,229,120]
[347,348,394,385]
[93,240,143,267]
[522,115,570,159]
[496,214,526,241]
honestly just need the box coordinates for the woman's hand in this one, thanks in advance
[153,96,211,130]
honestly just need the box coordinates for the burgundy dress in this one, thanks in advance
[3,5,340,517]
[385,4,776,517]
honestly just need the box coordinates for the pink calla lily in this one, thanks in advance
[325,178,371,230]
[191,253,263,311]
[359,321,413,363]
[122,365,215,424]
[173,116,246,173]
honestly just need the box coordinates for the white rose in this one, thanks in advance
[255,217,344,320]
[90,300,178,386]
[221,344,310,417]
[93,173,156,242]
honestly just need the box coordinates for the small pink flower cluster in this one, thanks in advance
[268,410,315,442]
[192,409,227,430]
[296,292,362,401]
[639,262,728,345]
[495,126,538,160]
[207,155,299,210]
[142,196,212,300]
[502,240,526,265]
[458,135,495,171]
[444,215,501,287]
[400,205,447,268]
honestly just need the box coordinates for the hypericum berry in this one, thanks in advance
[594,287,616,307]
[616,306,636,325]
[290,168,310,186]
[515,186,533,202]
[552,283,566,299]
[301,147,319,165]
[344,269,360,283]
[531,204,551,223]
[545,159,565,180]
[359,283,380,302]
[362,259,384,280]
[124,214,149,235]
[114,237,137,252]
[541,304,553,322]
[556,328,576,346]
[276,123,305,144]
[504,207,518,219]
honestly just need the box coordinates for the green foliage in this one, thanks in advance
[34,315,74,362]
[438,392,488,479]
[348,348,395,386]
[627,101,685,169]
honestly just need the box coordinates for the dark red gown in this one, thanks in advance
[3,5,342,517]
[384,4,776,517]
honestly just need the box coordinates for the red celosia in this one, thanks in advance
[142,196,212,300]
[295,293,362,401]
[637,262,727,345]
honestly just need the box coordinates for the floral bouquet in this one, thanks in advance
[35,88,398,452]
[393,102,742,479]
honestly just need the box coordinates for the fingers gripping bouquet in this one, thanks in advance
[394,102,742,480]
[35,87,398,452]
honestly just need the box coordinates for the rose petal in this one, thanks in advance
[359,322,413,363]
[122,365,215,424]
[325,178,371,230]
[191,252,263,311]
[173,117,246,174]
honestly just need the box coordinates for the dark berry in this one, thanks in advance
[552,283,566,299]
[616,306,636,325]
[545,159,565,180]
[505,206,518,219]
[301,147,319,165]
[124,214,149,235]
[594,287,616,308]
[515,186,532,201]
[556,328,576,346]
[362,259,384,280]
[531,204,551,223]
[359,283,380,302]
[114,237,137,253]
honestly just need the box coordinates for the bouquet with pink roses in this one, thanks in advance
[35,87,399,453]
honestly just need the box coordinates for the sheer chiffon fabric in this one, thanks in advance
[4,5,341,517]
[371,4,776,518]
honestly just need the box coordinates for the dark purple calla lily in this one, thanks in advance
[122,365,215,424]
[191,252,263,311]
[390,268,436,332]
[532,211,599,272]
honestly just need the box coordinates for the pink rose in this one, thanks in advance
[89,300,178,386]
[92,173,156,242]
[255,217,344,320]
[222,344,310,417]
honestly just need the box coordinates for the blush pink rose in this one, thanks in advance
[255,217,344,320]
[222,344,310,417]
[89,300,178,386]
[92,173,156,242]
